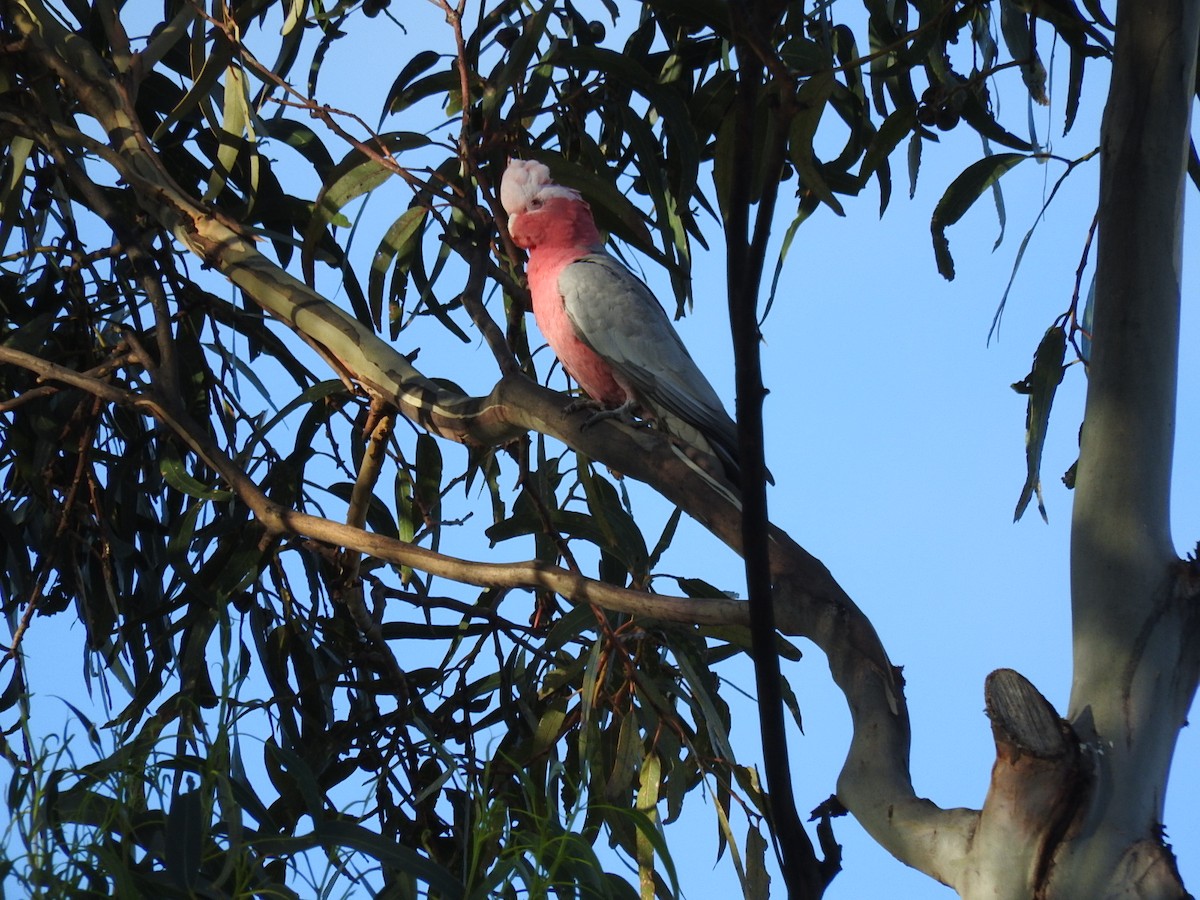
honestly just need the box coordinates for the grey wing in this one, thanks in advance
[557,254,739,458]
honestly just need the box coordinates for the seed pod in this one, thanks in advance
[935,105,960,131]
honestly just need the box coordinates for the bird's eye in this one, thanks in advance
[528,197,543,209]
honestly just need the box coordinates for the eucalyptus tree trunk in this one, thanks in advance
[1057,0,1200,893]
[958,2,1200,897]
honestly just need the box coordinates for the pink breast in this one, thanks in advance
[528,252,627,407]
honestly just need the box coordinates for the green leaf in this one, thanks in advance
[861,104,916,214]
[369,205,427,332]
[764,206,815,322]
[482,0,556,119]
[674,649,734,761]
[301,132,431,286]
[731,763,767,813]
[203,64,251,203]
[999,3,1048,105]
[382,49,445,118]
[0,135,34,249]
[604,711,642,798]
[1065,51,1087,137]
[151,23,237,143]
[579,464,649,578]
[578,638,605,763]
[165,786,204,891]
[326,482,399,537]
[647,507,682,569]
[530,701,568,759]
[907,131,922,199]
[203,340,281,412]
[263,117,336,180]
[1012,325,1067,522]
[0,665,26,715]
[780,35,829,75]
[989,154,1097,339]
[694,623,803,663]
[415,432,443,545]
[931,152,1028,280]
[160,455,233,501]
[553,44,702,200]
[745,824,771,899]
[138,5,199,78]
[635,753,665,894]
[712,778,741,875]
[259,820,465,898]
[957,91,1035,152]
[788,71,844,216]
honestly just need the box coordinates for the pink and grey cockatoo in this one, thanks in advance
[500,158,742,481]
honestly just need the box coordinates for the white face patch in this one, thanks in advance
[500,159,582,215]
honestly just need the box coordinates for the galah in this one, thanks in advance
[500,158,743,481]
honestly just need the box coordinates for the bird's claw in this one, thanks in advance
[564,398,641,430]
[563,397,603,416]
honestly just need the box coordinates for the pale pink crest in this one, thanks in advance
[500,159,582,216]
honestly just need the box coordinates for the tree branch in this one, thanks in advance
[0,344,748,627]
[726,24,824,898]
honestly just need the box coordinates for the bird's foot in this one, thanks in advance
[565,398,641,430]
[563,396,605,416]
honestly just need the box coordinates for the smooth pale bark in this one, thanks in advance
[955,2,1200,897]
[1060,0,1200,892]
[1059,1,1200,893]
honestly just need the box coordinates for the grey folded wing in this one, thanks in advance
[557,254,740,468]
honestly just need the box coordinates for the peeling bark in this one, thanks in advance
[958,671,1086,899]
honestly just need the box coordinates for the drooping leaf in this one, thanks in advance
[203,64,252,203]
[369,205,428,333]
[262,819,466,898]
[745,824,771,899]
[160,454,233,502]
[861,104,916,214]
[787,71,845,216]
[382,49,445,119]
[907,131,922,199]
[415,432,444,547]
[263,117,337,180]
[482,0,556,120]
[957,91,1036,152]
[165,785,204,891]
[635,752,663,896]
[931,152,1028,279]
[151,24,237,143]
[1012,324,1068,522]
[999,2,1049,105]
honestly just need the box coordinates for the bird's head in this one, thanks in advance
[500,159,601,252]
